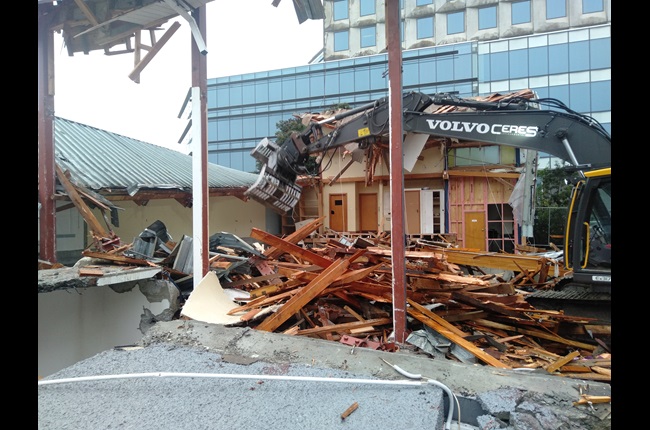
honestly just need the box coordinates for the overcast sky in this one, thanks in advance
[52,1,323,153]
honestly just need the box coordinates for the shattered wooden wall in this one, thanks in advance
[295,144,522,246]
[448,176,518,249]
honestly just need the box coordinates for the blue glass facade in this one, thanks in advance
[206,25,611,173]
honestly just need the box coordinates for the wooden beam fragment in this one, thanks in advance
[56,164,111,240]
[406,299,510,369]
[295,318,392,336]
[263,216,325,260]
[255,257,351,332]
[129,21,181,82]
[546,350,581,373]
[251,228,334,268]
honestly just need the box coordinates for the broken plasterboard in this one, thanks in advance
[180,271,243,325]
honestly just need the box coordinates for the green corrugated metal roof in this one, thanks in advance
[54,117,258,195]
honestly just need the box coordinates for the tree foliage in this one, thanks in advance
[532,163,574,246]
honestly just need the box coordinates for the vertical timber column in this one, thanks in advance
[386,0,407,343]
[191,6,209,285]
[38,8,56,263]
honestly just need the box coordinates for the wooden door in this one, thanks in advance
[359,193,378,232]
[405,190,420,235]
[464,211,486,251]
[329,194,347,232]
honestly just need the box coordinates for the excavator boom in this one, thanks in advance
[245,90,611,213]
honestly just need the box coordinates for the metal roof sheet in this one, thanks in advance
[54,117,258,194]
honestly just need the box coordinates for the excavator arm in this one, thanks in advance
[245,90,611,213]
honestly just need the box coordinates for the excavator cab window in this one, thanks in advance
[579,177,611,270]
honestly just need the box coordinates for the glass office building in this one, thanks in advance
[206,24,611,173]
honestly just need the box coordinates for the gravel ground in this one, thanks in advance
[38,321,613,430]
[38,344,448,430]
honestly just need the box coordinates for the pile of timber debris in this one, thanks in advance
[41,216,612,383]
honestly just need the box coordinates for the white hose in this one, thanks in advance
[379,358,458,430]
[39,371,450,428]
[38,371,427,387]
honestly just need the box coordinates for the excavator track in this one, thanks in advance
[525,287,611,351]
[525,288,611,324]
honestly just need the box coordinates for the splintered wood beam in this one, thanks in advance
[263,216,326,260]
[129,21,181,82]
[255,257,351,332]
[251,227,333,268]
[546,350,581,374]
[73,0,99,26]
[55,164,110,239]
[406,299,511,369]
[473,318,597,352]
[442,249,564,275]
[295,318,392,336]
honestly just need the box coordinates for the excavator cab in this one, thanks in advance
[564,167,612,292]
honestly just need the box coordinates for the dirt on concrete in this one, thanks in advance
[141,320,612,429]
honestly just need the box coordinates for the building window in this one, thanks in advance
[333,0,348,21]
[416,17,434,39]
[583,0,604,13]
[452,146,500,167]
[416,0,433,5]
[447,11,464,35]
[512,0,531,25]
[360,0,375,16]
[488,204,516,253]
[478,6,497,30]
[360,26,376,47]
[547,0,566,19]
[334,30,349,51]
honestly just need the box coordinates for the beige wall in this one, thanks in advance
[38,285,169,378]
[319,145,446,232]
[90,196,269,247]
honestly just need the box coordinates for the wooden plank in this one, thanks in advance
[78,267,104,277]
[406,306,510,369]
[227,289,300,315]
[473,318,597,352]
[591,366,611,377]
[407,299,470,338]
[221,273,282,288]
[343,305,375,333]
[451,291,525,319]
[561,372,610,382]
[573,395,611,406]
[263,216,326,260]
[251,228,334,268]
[295,318,392,336]
[546,350,581,373]
[441,249,565,275]
[255,257,351,332]
[56,164,110,239]
[331,264,381,287]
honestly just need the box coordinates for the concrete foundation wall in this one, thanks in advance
[37,285,169,378]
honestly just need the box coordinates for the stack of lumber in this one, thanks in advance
[213,217,611,383]
[72,216,611,383]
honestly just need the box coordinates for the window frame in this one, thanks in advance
[478,5,497,30]
[416,16,434,39]
[360,25,376,48]
[447,11,465,35]
[583,0,604,14]
[333,0,349,21]
[511,0,531,25]
[334,30,349,52]
[360,0,375,16]
[546,0,567,19]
